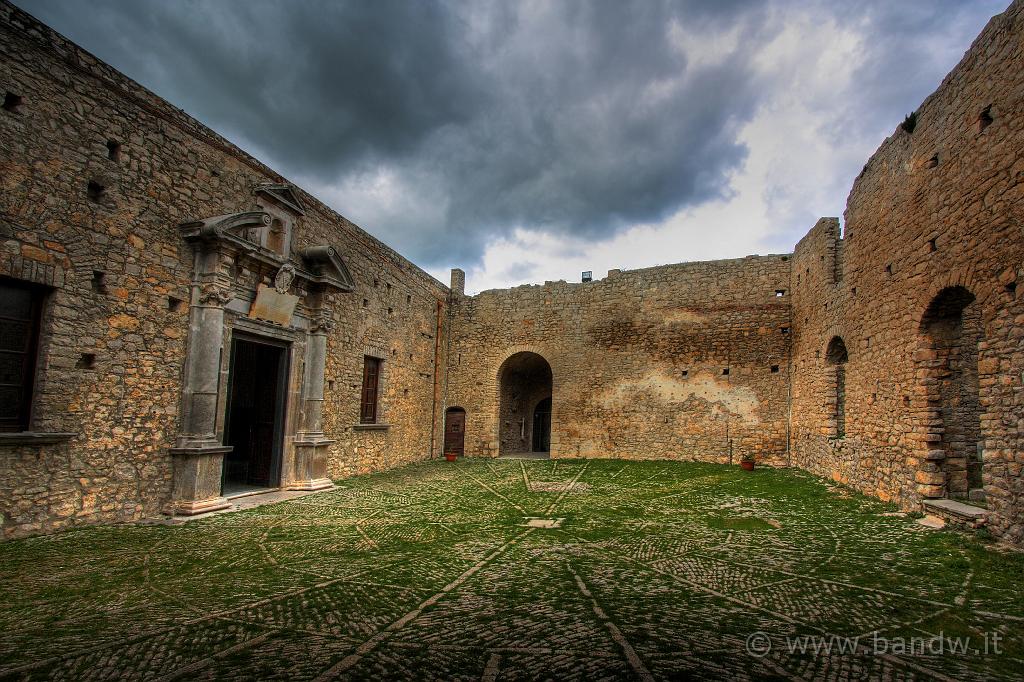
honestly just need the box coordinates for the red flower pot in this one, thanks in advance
[445,453,458,462]
[740,460,755,471]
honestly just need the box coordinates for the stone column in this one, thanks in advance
[169,248,233,514]
[289,294,335,491]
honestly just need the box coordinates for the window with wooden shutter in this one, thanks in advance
[0,278,44,432]
[360,356,381,424]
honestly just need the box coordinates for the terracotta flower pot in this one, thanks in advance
[740,460,755,471]
[445,453,458,462]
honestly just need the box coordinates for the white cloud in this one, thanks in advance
[449,7,866,293]
[448,3,998,294]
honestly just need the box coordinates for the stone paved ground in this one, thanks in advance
[1,460,1022,681]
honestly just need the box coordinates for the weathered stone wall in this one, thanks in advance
[3,0,1023,545]
[0,0,448,538]
[445,256,793,464]
[790,1,1024,543]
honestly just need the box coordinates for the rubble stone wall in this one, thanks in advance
[789,2,1024,543]
[445,256,793,464]
[0,1,448,538]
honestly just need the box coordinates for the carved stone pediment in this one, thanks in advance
[301,246,355,292]
[179,211,355,293]
[179,211,272,249]
[256,183,305,216]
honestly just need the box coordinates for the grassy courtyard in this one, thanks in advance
[1,460,1022,681]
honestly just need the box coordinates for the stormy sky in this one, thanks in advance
[14,0,1007,292]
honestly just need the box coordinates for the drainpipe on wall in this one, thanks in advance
[430,299,444,460]
[786,332,794,467]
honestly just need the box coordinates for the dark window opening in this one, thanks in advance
[76,353,96,369]
[826,336,849,438]
[978,106,993,132]
[925,154,939,169]
[929,237,937,252]
[406,294,412,304]
[87,180,106,202]
[2,92,22,113]
[681,369,688,377]
[360,356,381,423]
[1006,281,1017,297]
[775,289,785,297]
[106,139,121,161]
[91,270,107,294]
[885,264,893,276]
[168,296,184,312]
[0,278,45,432]
[362,298,369,308]
[780,326,790,334]
[722,368,730,376]
[770,365,779,373]
[387,307,393,315]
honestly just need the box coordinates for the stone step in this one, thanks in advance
[922,499,987,529]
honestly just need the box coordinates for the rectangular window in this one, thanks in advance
[360,356,381,423]
[0,278,44,432]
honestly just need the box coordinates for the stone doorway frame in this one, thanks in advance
[168,202,353,515]
[912,278,989,502]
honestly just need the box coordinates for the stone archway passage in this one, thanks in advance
[919,286,983,500]
[498,352,553,457]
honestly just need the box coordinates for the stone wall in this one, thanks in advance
[3,0,1023,545]
[790,1,1024,543]
[0,0,448,538]
[445,256,793,464]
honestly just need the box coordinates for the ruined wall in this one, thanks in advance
[446,256,792,464]
[0,0,447,538]
[790,1,1024,543]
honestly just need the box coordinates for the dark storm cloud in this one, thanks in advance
[11,0,1006,270]
[13,0,773,265]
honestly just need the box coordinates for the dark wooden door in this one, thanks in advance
[223,337,288,490]
[532,397,551,452]
[444,408,465,456]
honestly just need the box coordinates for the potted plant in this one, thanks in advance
[444,452,458,462]
[740,454,756,471]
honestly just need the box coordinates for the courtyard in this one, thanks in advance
[1,460,1022,681]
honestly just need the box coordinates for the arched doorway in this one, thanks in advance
[826,336,848,438]
[444,407,466,457]
[498,351,553,457]
[919,286,983,500]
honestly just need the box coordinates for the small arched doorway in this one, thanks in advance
[498,351,553,457]
[444,407,466,457]
[826,336,849,438]
[918,286,983,499]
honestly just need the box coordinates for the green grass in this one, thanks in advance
[0,459,1021,680]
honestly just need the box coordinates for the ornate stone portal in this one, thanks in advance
[169,191,353,515]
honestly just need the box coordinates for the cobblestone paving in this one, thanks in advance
[1,460,1022,681]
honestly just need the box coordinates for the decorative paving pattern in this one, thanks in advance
[1,460,1022,681]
